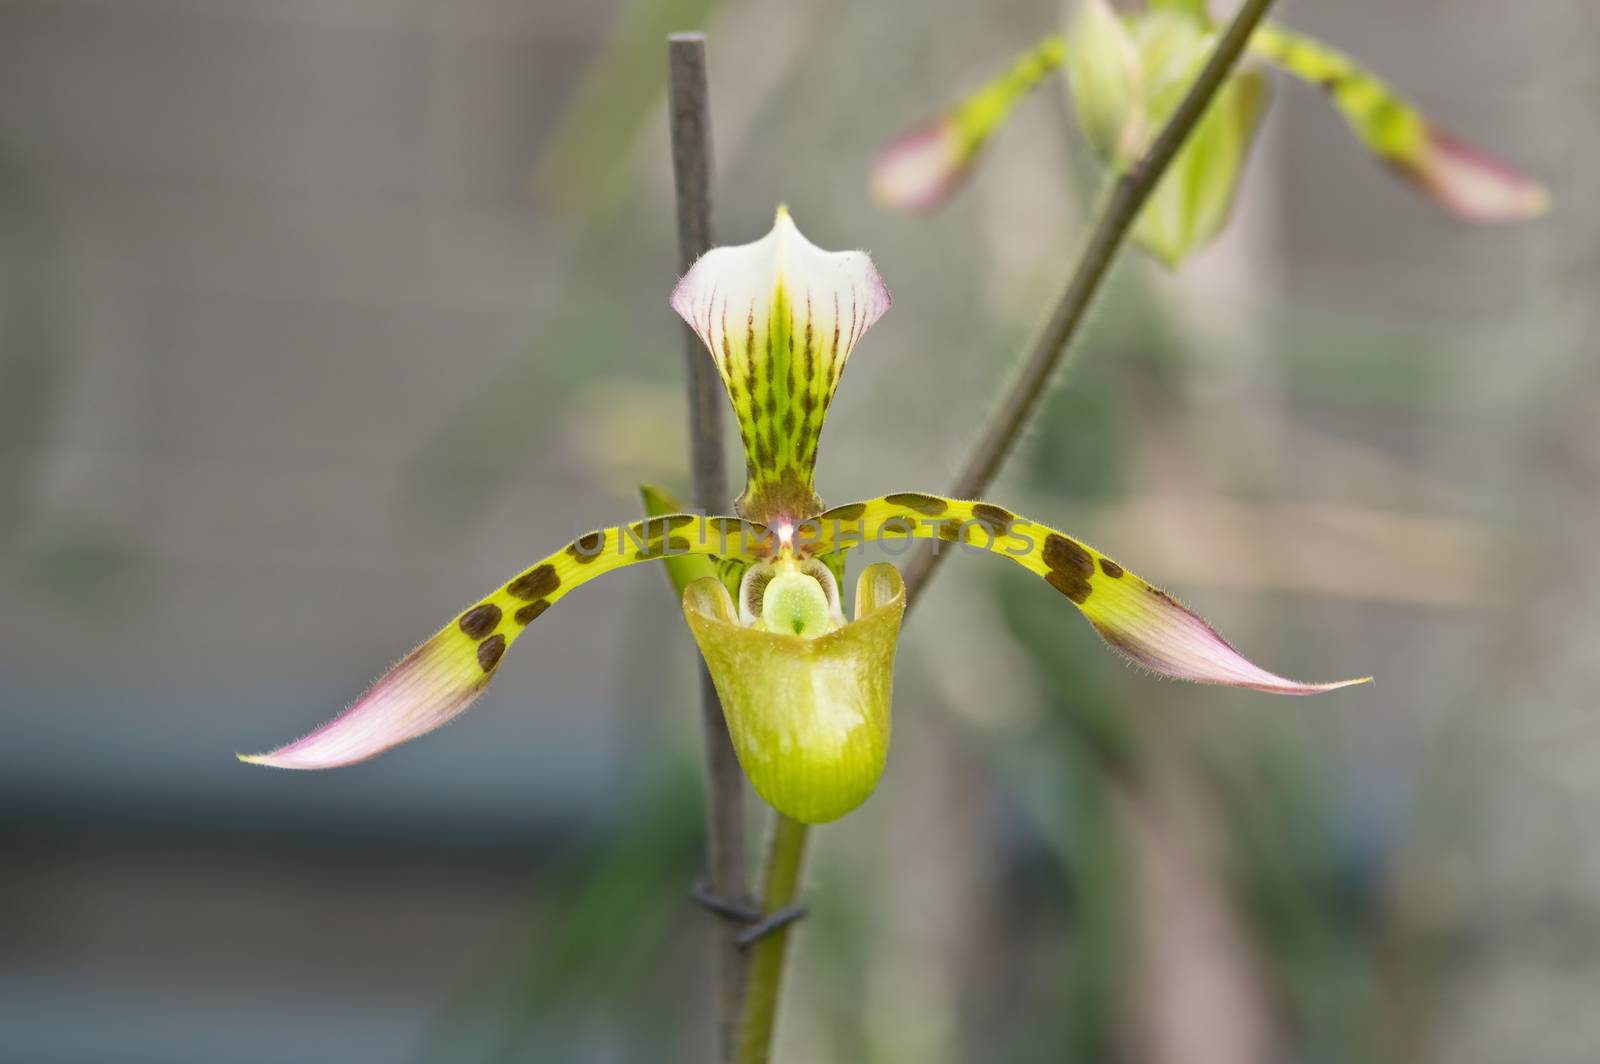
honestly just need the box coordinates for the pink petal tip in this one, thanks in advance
[1403,127,1549,223]
[870,118,969,213]
[239,634,492,769]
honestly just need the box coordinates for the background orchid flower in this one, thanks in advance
[242,208,1365,823]
[871,0,1547,263]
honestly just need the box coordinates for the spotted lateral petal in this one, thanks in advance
[798,495,1368,695]
[240,515,770,769]
[1250,24,1548,221]
[670,208,891,526]
[871,36,1065,212]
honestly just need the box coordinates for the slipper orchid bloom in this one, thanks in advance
[873,0,1547,265]
[242,208,1367,822]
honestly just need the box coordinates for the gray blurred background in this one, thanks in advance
[1,0,1594,1061]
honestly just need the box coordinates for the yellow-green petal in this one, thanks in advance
[683,563,905,824]
[799,495,1368,695]
[1250,24,1548,221]
[240,515,769,769]
[871,36,1065,213]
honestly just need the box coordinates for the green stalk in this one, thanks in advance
[736,814,811,1064]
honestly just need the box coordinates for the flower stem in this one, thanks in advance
[667,32,749,1062]
[736,814,812,1064]
[901,0,1281,608]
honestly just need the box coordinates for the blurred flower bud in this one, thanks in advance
[1124,11,1272,266]
[1065,0,1149,165]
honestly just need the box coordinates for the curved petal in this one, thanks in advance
[871,36,1066,212]
[240,515,769,769]
[683,563,905,823]
[670,208,891,525]
[798,495,1369,695]
[1250,24,1548,221]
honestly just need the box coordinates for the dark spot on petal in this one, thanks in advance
[821,502,866,522]
[1099,557,1124,579]
[1046,569,1093,604]
[884,492,947,516]
[970,503,1014,538]
[935,519,964,543]
[667,515,695,530]
[477,634,507,672]
[458,603,501,639]
[508,564,560,600]
[880,517,914,538]
[514,600,551,625]
[667,535,691,554]
[1043,534,1094,578]
[567,531,605,563]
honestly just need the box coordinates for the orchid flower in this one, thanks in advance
[872,0,1547,265]
[242,208,1366,822]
